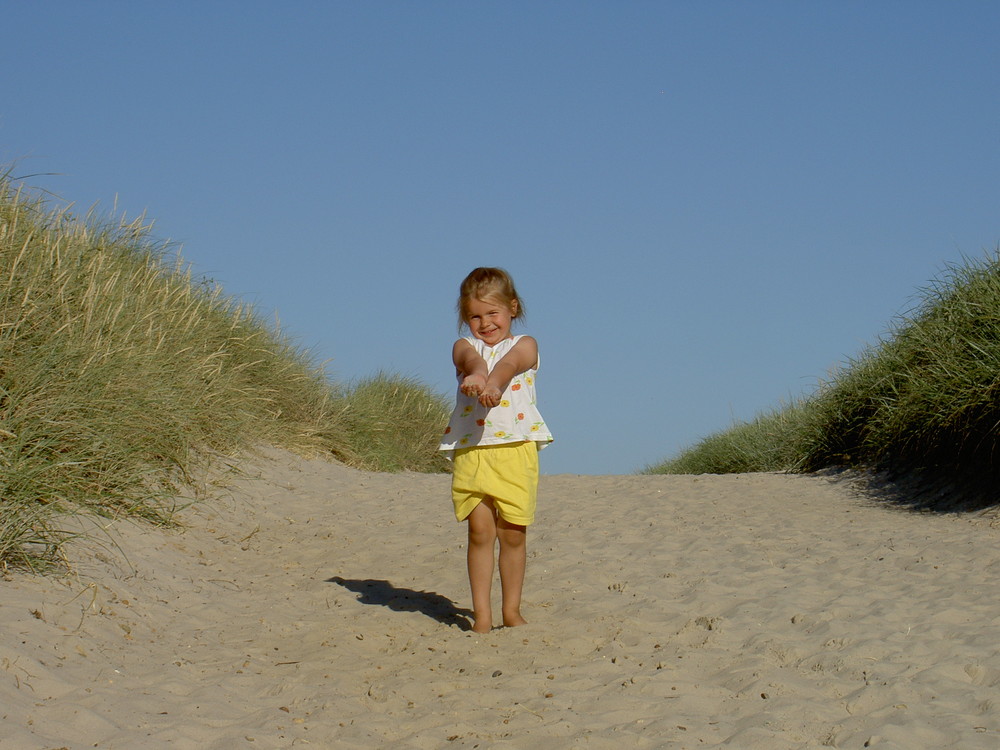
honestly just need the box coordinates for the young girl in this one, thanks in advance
[440,267,553,633]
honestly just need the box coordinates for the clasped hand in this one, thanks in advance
[460,374,503,408]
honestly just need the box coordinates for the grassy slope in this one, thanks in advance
[648,251,1000,505]
[0,175,448,568]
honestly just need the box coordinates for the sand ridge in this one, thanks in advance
[3,450,1000,748]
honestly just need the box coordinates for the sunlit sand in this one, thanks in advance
[3,450,999,748]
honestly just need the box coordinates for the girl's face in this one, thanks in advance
[464,296,517,346]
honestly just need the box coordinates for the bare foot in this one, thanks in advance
[502,613,528,628]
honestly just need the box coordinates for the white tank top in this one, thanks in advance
[439,335,553,456]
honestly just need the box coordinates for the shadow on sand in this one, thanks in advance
[327,576,473,630]
[823,466,1000,513]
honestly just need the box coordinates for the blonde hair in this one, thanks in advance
[457,267,525,330]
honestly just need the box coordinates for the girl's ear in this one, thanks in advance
[511,298,520,317]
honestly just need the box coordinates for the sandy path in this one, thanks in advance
[2,450,999,749]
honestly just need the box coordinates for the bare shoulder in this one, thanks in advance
[509,335,539,369]
[452,337,480,368]
[512,335,538,352]
[453,337,475,353]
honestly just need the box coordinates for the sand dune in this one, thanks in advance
[3,449,1000,749]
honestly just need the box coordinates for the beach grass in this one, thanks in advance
[327,372,451,474]
[0,173,448,569]
[645,400,818,475]
[648,250,1000,502]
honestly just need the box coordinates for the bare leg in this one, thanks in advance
[498,518,528,627]
[466,500,498,633]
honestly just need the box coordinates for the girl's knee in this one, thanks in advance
[467,505,498,545]
[498,525,527,549]
[469,524,497,547]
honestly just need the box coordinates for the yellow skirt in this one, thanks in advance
[451,441,539,526]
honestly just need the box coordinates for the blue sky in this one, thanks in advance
[3,1,998,475]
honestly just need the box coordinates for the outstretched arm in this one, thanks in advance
[479,336,538,408]
[453,339,490,399]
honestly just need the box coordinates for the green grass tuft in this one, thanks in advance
[646,400,818,475]
[333,372,452,473]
